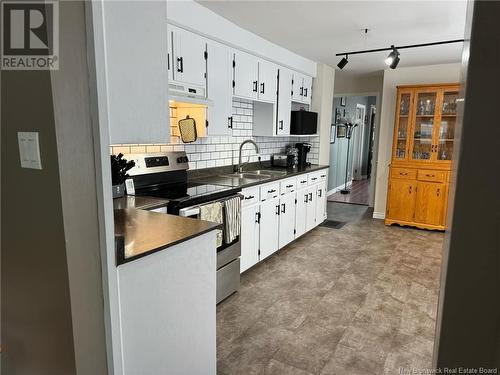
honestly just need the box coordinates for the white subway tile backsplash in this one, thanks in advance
[110,98,319,169]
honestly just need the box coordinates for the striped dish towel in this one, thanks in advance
[200,201,223,248]
[224,196,241,244]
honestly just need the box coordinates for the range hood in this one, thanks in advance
[169,81,207,101]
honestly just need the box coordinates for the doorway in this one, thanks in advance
[328,94,378,206]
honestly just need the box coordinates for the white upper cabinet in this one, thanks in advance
[292,72,312,105]
[277,68,293,135]
[233,50,259,100]
[302,75,313,103]
[257,60,278,103]
[233,51,278,104]
[102,1,169,145]
[206,41,233,135]
[169,26,207,96]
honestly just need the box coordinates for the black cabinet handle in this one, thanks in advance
[281,203,286,213]
[177,57,183,73]
[309,192,313,201]
[253,81,258,92]
[255,212,261,223]
[276,204,280,215]
[268,189,276,193]
[301,180,307,184]
[318,189,322,197]
[228,116,233,129]
[244,195,254,200]
[304,88,308,97]
[279,120,284,130]
[168,53,170,70]
[300,87,304,96]
[311,177,317,181]
[260,82,265,94]
[286,184,293,188]
[304,194,308,203]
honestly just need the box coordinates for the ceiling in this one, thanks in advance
[196,1,468,76]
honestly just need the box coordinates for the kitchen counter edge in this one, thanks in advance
[115,208,221,266]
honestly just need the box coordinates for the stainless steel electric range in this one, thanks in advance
[124,151,241,303]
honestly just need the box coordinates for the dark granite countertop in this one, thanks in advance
[113,195,169,211]
[189,163,329,189]
[114,208,221,265]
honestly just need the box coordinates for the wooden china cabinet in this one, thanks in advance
[385,83,459,231]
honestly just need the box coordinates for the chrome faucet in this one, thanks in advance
[236,139,260,173]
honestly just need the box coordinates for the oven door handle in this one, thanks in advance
[178,193,243,217]
[178,206,200,217]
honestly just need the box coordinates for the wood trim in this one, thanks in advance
[396,83,459,89]
[384,218,446,231]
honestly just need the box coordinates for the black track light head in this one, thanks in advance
[337,55,348,69]
[385,46,400,69]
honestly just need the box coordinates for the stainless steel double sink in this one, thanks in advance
[218,169,287,181]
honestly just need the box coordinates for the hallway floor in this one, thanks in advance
[328,179,370,206]
[217,207,444,374]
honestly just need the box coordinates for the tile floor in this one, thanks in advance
[217,203,444,375]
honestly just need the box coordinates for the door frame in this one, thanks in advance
[330,92,381,208]
[352,103,366,181]
[367,104,376,178]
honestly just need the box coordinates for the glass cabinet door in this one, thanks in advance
[411,91,437,161]
[437,90,458,161]
[394,92,411,160]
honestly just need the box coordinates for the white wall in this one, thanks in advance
[312,63,335,166]
[373,63,462,218]
[334,72,384,95]
[167,0,316,76]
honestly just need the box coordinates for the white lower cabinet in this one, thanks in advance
[305,185,317,232]
[240,204,260,273]
[278,192,296,248]
[239,169,329,273]
[315,181,327,225]
[295,188,308,238]
[259,197,280,260]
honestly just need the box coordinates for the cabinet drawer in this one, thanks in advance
[391,167,417,180]
[417,169,446,183]
[280,177,297,195]
[297,175,309,189]
[308,172,321,185]
[318,170,328,182]
[260,182,280,201]
[241,186,259,206]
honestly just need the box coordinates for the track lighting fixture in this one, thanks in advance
[385,46,400,69]
[337,55,348,69]
[335,39,464,70]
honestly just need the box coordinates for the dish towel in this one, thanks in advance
[200,201,223,247]
[224,196,241,244]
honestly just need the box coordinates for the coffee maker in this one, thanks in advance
[295,142,311,168]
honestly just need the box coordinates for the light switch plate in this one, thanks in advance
[18,132,42,170]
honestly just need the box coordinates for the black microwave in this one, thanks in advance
[290,110,318,135]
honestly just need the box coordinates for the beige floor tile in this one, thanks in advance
[217,203,444,374]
